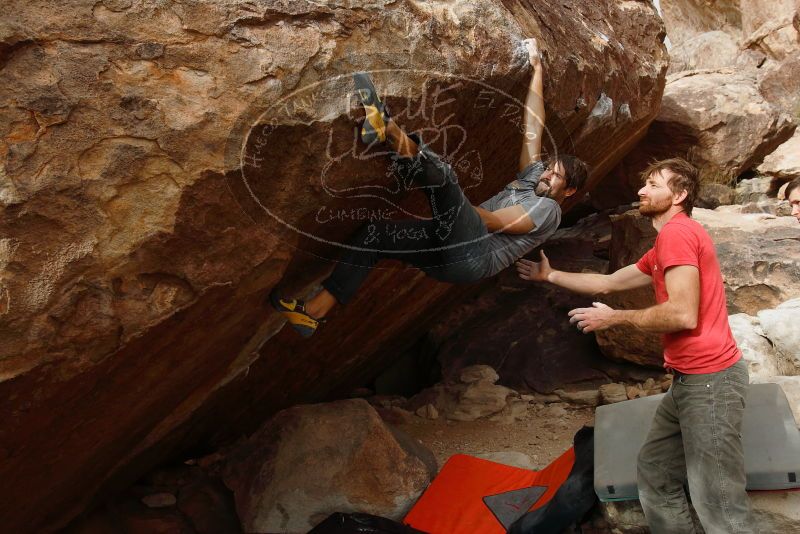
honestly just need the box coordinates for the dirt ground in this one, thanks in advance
[395,401,596,471]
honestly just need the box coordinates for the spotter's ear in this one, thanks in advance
[672,188,688,206]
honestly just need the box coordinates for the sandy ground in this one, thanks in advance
[395,401,596,471]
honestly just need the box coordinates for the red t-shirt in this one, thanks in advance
[635,213,741,374]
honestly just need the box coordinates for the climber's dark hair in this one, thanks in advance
[552,155,589,191]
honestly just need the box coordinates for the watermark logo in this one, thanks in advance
[224,66,567,264]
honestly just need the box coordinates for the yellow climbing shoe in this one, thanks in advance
[353,72,389,144]
[269,289,325,338]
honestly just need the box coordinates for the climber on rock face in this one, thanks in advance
[270,37,588,338]
[787,177,800,223]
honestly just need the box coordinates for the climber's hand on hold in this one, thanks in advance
[523,37,542,69]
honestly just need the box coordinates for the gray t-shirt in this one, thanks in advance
[478,161,561,277]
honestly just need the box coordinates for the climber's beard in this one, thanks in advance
[535,180,551,197]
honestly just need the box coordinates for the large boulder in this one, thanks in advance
[758,55,800,117]
[659,0,743,46]
[0,1,670,530]
[594,208,800,367]
[222,399,435,533]
[667,30,757,74]
[654,71,794,179]
[758,130,800,181]
[660,0,800,61]
[658,1,800,155]
[739,0,800,61]
[598,70,795,209]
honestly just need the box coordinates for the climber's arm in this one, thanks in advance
[474,205,535,234]
[519,38,545,172]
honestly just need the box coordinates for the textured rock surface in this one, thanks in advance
[667,30,746,73]
[0,1,669,530]
[595,208,800,367]
[599,70,795,208]
[659,0,743,46]
[758,130,800,181]
[222,399,434,533]
[758,55,800,117]
[652,70,794,179]
[735,176,779,204]
[717,199,794,217]
[601,495,800,534]
[739,0,800,61]
[407,364,523,422]
[697,182,736,209]
[599,383,629,405]
[63,463,241,534]
[660,0,800,138]
[661,0,800,60]
[729,313,783,381]
[756,298,800,374]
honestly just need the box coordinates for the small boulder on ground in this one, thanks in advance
[416,404,439,420]
[141,493,177,509]
[408,365,521,422]
[449,380,516,421]
[223,398,436,533]
[599,383,629,405]
[626,385,646,400]
[660,374,673,392]
[488,398,529,424]
[554,388,601,406]
[459,365,500,384]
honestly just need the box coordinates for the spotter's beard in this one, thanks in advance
[638,197,672,217]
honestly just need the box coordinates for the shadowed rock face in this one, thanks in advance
[0,1,667,530]
[424,211,664,394]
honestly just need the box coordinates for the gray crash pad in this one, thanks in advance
[594,382,800,501]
